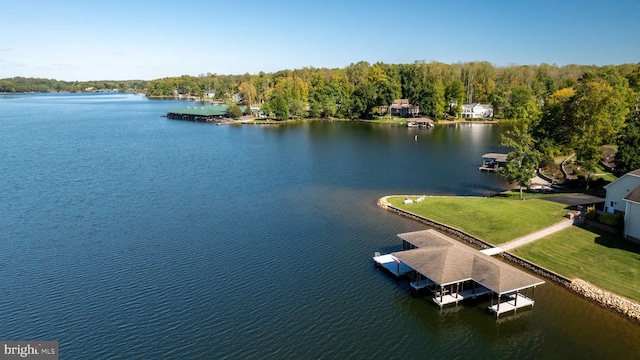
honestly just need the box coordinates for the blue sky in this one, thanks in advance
[1,0,639,81]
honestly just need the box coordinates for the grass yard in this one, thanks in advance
[388,193,570,244]
[593,164,617,182]
[361,117,407,124]
[512,226,640,302]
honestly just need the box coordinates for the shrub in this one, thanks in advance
[585,206,597,219]
[599,212,621,226]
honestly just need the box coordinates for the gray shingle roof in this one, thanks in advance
[392,230,544,294]
[624,184,640,204]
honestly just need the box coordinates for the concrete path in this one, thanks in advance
[499,218,575,251]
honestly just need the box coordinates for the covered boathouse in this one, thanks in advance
[166,104,235,122]
[374,229,544,317]
[479,153,507,172]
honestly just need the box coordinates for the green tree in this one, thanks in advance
[445,80,465,117]
[507,85,538,120]
[226,104,243,119]
[532,87,575,150]
[266,94,289,120]
[615,109,640,174]
[499,125,542,199]
[569,70,632,148]
[575,143,600,190]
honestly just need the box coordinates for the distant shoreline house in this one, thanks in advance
[603,169,640,243]
[462,103,493,119]
[380,99,419,117]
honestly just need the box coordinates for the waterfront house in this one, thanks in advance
[205,90,216,98]
[380,99,419,117]
[623,187,640,242]
[603,169,640,214]
[461,103,493,119]
[604,169,640,242]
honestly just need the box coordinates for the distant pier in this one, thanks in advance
[479,153,507,172]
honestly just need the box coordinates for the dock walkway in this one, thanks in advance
[498,218,575,252]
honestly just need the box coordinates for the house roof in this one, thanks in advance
[624,184,640,204]
[392,230,544,294]
[390,99,412,109]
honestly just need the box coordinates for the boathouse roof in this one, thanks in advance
[392,230,544,294]
[167,104,229,116]
[482,153,508,162]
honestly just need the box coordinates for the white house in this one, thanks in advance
[603,168,640,243]
[623,187,640,242]
[461,103,493,119]
[231,93,243,102]
[603,169,640,213]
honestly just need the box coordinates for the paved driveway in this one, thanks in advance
[542,194,605,207]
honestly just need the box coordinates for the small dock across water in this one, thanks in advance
[479,153,507,172]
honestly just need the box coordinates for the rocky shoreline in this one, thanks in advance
[570,280,640,322]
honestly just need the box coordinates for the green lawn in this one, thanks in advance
[592,164,617,182]
[388,193,570,244]
[361,118,407,124]
[512,226,640,301]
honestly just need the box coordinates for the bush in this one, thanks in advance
[227,104,243,119]
[599,212,621,226]
[585,206,597,219]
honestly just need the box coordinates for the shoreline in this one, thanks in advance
[378,195,640,324]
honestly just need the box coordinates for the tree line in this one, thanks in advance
[0,77,147,93]
[142,62,639,121]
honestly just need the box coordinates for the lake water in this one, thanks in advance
[1,93,639,359]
